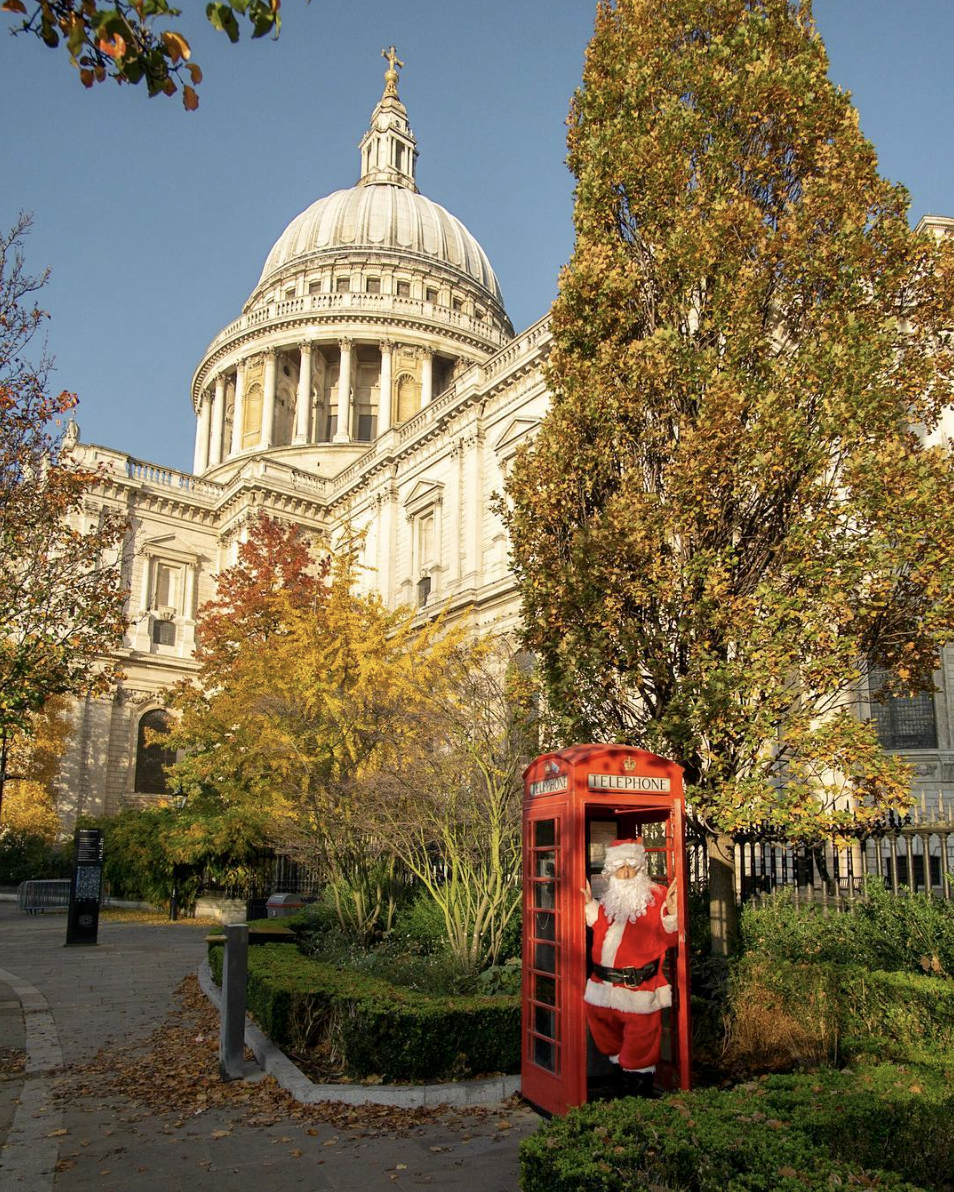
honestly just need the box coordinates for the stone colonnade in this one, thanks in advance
[193,337,436,474]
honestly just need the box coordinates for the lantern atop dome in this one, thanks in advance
[358,46,418,192]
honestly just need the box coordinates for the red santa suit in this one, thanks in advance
[584,868,678,1072]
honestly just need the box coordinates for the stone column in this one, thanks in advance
[261,350,277,449]
[208,374,226,469]
[421,349,434,407]
[333,338,353,443]
[193,393,211,474]
[230,363,246,457]
[294,342,312,444]
[139,554,153,612]
[377,340,393,435]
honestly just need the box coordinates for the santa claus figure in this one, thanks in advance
[581,838,679,1097]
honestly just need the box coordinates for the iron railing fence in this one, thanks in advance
[686,800,954,907]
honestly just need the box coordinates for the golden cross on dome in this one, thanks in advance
[381,45,403,96]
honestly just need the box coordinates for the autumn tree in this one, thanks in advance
[2,0,290,110]
[356,639,532,973]
[167,520,467,942]
[0,695,71,840]
[505,0,954,950]
[0,214,128,824]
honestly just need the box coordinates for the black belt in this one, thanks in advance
[593,959,660,989]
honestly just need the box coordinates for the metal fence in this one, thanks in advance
[687,802,954,907]
[16,879,72,913]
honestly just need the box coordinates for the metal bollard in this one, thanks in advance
[219,922,248,1081]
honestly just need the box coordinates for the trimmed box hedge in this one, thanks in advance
[520,1057,954,1192]
[208,941,519,1083]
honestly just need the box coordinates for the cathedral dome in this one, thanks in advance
[257,185,503,304]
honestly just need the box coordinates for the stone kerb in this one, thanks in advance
[197,958,520,1108]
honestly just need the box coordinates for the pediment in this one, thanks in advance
[141,534,201,563]
[492,417,540,456]
[402,479,444,515]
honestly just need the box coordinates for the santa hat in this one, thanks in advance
[601,838,647,876]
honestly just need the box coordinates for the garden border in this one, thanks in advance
[197,958,521,1108]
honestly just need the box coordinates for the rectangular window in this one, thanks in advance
[425,287,438,303]
[285,287,295,299]
[452,297,464,312]
[417,575,431,607]
[365,277,381,294]
[396,281,411,298]
[335,277,350,293]
[868,665,938,750]
[326,414,338,440]
[308,280,322,294]
[152,619,176,647]
[153,563,179,610]
[418,512,436,568]
[357,413,376,441]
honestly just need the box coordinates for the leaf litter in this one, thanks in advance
[56,973,518,1142]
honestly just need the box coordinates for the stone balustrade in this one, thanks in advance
[202,291,509,363]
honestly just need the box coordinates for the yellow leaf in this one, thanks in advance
[161,30,191,62]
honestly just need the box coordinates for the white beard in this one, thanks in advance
[601,872,654,924]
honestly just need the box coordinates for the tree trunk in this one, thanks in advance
[707,833,739,956]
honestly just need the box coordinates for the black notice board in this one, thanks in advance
[66,828,104,946]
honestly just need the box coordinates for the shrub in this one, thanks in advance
[0,830,70,885]
[726,956,954,1072]
[208,942,519,1082]
[740,882,954,976]
[520,1057,954,1192]
[390,887,447,955]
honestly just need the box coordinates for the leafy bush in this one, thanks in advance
[740,882,954,975]
[726,956,954,1072]
[0,830,70,885]
[520,1057,954,1191]
[389,887,447,955]
[208,942,519,1082]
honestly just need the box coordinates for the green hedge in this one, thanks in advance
[520,1057,954,1192]
[208,941,519,1083]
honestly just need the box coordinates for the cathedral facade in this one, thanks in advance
[57,60,954,829]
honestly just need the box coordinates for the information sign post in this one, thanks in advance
[65,827,104,947]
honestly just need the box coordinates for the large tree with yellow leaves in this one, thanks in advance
[505,0,954,949]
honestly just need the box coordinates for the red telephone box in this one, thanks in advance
[521,744,691,1117]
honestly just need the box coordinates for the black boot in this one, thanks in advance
[620,1069,656,1098]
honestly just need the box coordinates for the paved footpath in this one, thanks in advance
[0,904,538,1192]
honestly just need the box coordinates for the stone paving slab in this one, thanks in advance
[0,903,538,1191]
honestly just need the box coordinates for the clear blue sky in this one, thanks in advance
[1,0,951,472]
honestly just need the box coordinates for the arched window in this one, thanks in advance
[134,710,176,795]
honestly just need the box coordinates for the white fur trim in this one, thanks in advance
[661,912,678,934]
[584,979,673,1013]
[584,899,599,928]
[603,840,646,875]
[609,1053,620,1065]
[599,917,627,967]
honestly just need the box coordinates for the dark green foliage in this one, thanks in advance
[520,1057,954,1192]
[0,830,69,885]
[208,942,519,1083]
[389,887,447,955]
[741,883,954,975]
